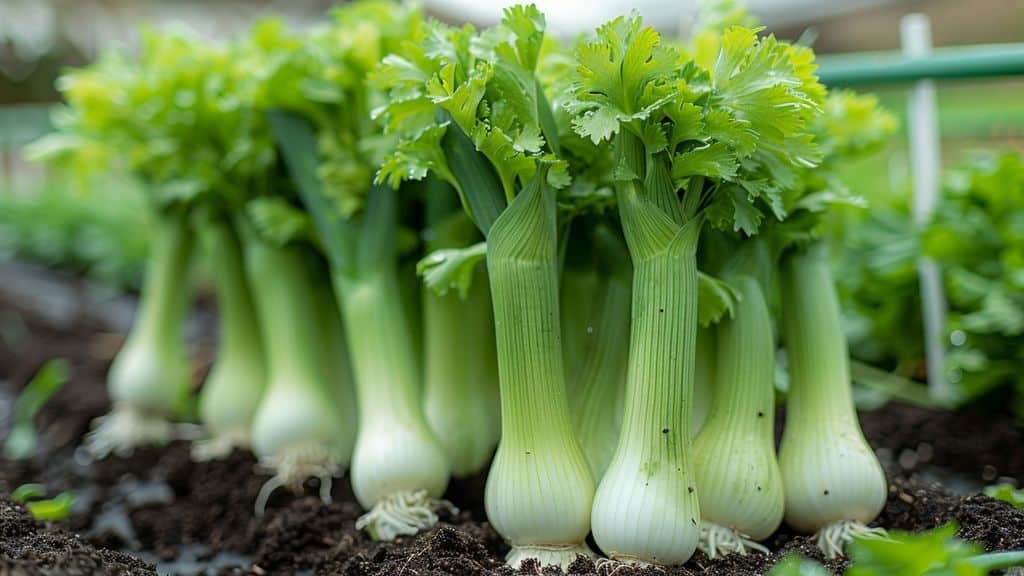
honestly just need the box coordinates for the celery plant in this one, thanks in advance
[692,239,783,558]
[256,4,450,539]
[774,92,897,558]
[565,15,824,565]
[375,7,596,567]
[564,219,631,480]
[192,217,265,460]
[29,33,249,456]
[421,181,500,478]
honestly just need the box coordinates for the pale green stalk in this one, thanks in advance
[193,217,265,459]
[246,238,351,512]
[87,211,194,458]
[483,173,595,568]
[423,270,499,476]
[568,226,631,480]
[693,267,784,556]
[779,242,887,557]
[691,326,716,438]
[590,142,703,566]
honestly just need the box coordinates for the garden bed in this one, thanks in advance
[1,287,1023,576]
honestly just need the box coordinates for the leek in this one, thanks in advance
[692,244,784,557]
[422,189,500,478]
[589,150,704,565]
[483,171,595,568]
[257,2,451,538]
[192,217,266,460]
[567,223,631,480]
[567,15,825,565]
[339,259,449,540]
[778,244,887,559]
[87,212,194,457]
[246,237,354,514]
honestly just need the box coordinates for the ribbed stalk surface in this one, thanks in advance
[778,245,886,532]
[484,177,594,555]
[692,275,783,539]
[590,186,702,565]
[570,272,631,479]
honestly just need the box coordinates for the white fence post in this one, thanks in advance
[901,14,951,403]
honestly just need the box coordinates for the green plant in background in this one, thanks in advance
[984,484,1024,510]
[840,151,1024,420]
[770,524,1024,576]
[0,176,148,289]
[2,359,69,460]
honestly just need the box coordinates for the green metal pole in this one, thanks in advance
[817,43,1024,86]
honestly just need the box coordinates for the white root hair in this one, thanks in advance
[817,520,888,559]
[698,521,770,559]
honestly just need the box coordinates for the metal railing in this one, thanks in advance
[817,14,1024,403]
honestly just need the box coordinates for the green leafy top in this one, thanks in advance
[245,1,422,219]
[30,29,274,215]
[770,524,1024,576]
[770,90,896,251]
[565,12,825,237]
[373,4,569,213]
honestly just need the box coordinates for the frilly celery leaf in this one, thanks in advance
[566,11,825,238]
[697,271,741,327]
[375,4,566,230]
[417,242,487,299]
[245,197,316,247]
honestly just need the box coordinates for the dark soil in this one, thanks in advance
[0,498,155,575]
[1,289,1024,575]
